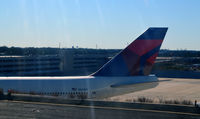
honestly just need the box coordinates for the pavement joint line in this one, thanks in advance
[2,100,200,116]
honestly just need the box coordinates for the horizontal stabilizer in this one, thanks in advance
[110,76,158,88]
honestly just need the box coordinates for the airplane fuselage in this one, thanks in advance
[0,76,158,99]
[0,27,167,99]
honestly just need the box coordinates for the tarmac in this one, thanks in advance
[0,100,200,119]
[105,78,200,103]
[0,78,200,119]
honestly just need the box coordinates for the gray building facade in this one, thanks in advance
[0,55,61,76]
[0,49,120,76]
[60,49,119,76]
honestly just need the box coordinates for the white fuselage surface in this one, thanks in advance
[0,27,168,99]
[0,76,158,99]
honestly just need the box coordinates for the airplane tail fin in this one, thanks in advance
[92,27,168,76]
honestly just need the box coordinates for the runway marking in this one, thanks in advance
[2,100,200,116]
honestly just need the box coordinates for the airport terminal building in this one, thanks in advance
[0,49,119,76]
[0,55,61,76]
[60,48,119,76]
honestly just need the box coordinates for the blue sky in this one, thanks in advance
[0,0,200,50]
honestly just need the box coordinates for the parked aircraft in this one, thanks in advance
[0,27,168,99]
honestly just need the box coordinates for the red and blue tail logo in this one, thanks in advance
[92,27,168,76]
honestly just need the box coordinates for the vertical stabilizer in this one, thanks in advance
[92,27,168,76]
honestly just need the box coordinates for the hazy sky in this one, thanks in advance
[0,0,200,50]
